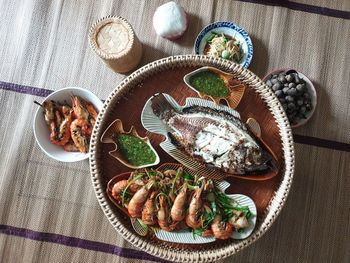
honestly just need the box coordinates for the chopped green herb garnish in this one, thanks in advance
[206,32,217,42]
[171,168,182,195]
[183,172,194,182]
[189,71,229,98]
[121,173,144,206]
[145,169,157,178]
[117,134,156,166]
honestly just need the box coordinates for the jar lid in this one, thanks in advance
[89,16,135,60]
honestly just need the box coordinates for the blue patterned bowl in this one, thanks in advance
[194,21,253,68]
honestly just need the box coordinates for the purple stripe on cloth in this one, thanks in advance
[294,134,350,152]
[0,81,53,97]
[0,225,170,263]
[239,0,350,20]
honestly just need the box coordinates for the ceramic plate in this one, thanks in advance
[33,87,103,162]
[141,93,278,181]
[194,21,253,68]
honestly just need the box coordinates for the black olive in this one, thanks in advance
[288,113,297,124]
[285,69,298,75]
[271,78,278,84]
[288,83,296,89]
[272,82,282,91]
[278,75,287,83]
[266,79,273,87]
[296,113,304,119]
[297,99,304,106]
[287,88,297,96]
[300,106,306,113]
[286,74,294,82]
[283,87,289,94]
[287,102,296,110]
[285,96,294,102]
[296,84,305,92]
[279,98,286,104]
[275,90,283,97]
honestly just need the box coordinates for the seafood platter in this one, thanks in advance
[89,55,294,262]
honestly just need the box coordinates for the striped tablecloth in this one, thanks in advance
[0,1,349,262]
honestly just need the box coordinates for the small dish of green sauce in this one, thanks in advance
[189,71,229,98]
[117,134,156,166]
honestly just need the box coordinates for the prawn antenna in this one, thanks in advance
[33,100,43,107]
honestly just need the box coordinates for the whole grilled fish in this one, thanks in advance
[150,94,272,175]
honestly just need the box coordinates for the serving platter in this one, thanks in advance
[89,55,294,262]
[154,193,256,243]
[106,163,257,243]
[141,93,279,181]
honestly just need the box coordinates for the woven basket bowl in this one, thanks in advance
[89,55,295,262]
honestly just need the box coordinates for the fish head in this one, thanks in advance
[243,147,276,174]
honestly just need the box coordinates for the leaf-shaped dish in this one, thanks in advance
[106,163,257,243]
[141,93,279,181]
[100,119,160,169]
[183,66,246,109]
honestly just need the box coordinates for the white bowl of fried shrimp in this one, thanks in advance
[33,87,103,162]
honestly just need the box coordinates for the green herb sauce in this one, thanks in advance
[117,134,156,166]
[189,71,229,98]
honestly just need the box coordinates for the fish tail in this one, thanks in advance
[150,93,175,118]
[141,94,175,136]
[266,151,278,171]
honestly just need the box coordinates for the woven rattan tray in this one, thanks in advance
[89,55,294,262]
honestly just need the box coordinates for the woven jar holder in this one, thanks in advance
[89,16,142,73]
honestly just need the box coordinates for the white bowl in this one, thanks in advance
[262,69,317,129]
[33,87,104,162]
[194,21,253,68]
